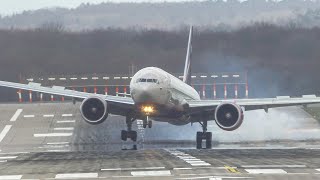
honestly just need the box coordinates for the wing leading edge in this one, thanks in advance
[187,95,320,113]
[0,80,134,114]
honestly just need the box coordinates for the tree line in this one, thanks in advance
[0,23,320,101]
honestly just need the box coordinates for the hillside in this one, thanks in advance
[1,1,320,30]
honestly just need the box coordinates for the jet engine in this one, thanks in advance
[80,96,108,124]
[214,103,243,131]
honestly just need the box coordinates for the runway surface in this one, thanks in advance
[0,103,320,179]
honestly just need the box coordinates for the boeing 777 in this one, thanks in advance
[1,26,320,149]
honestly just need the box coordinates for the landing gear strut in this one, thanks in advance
[121,116,137,142]
[196,120,212,149]
[143,117,152,129]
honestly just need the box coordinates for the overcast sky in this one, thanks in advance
[0,0,213,16]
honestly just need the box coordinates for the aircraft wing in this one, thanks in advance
[187,95,320,113]
[0,80,135,115]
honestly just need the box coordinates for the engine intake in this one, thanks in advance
[214,103,243,131]
[80,96,108,124]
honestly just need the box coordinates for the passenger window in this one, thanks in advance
[147,79,153,82]
[141,78,146,82]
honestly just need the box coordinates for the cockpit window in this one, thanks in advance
[136,78,158,83]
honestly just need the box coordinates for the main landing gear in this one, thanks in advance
[196,120,212,149]
[121,116,137,142]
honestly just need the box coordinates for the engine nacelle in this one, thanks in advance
[214,103,244,131]
[80,96,108,124]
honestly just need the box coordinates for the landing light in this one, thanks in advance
[141,105,154,115]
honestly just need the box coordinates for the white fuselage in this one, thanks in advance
[130,67,200,123]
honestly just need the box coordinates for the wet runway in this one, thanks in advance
[0,103,320,179]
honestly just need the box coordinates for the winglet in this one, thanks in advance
[183,25,193,85]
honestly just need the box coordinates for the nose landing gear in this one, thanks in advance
[196,120,212,149]
[142,117,152,128]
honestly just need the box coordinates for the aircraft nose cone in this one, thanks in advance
[132,86,152,102]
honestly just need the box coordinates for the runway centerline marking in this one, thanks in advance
[131,170,171,176]
[10,109,23,122]
[46,142,69,145]
[57,120,75,123]
[0,152,29,155]
[23,115,35,118]
[43,114,54,117]
[62,114,73,117]
[173,167,193,170]
[53,127,74,131]
[245,169,287,174]
[33,133,73,137]
[39,145,69,148]
[47,149,70,152]
[0,175,22,180]
[242,165,306,168]
[0,156,17,159]
[101,167,166,171]
[0,125,12,143]
[176,176,217,180]
[55,173,98,179]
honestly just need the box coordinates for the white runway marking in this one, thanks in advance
[23,115,35,118]
[47,149,70,152]
[62,114,73,117]
[242,165,306,168]
[55,173,98,179]
[0,125,12,143]
[167,150,211,167]
[43,114,54,117]
[131,170,171,176]
[183,161,207,165]
[0,156,17,159]
[33,133,73,137]
[0,160,7,163]
[53,127,74,131]
[57,120,75,123]
[0,175,22,179]
[101,167,165,171]
[10,109,23,122]
[245,169,287,174]
[0,152,29,155]
[39,145,69,148]
[189,163,211,166]
[46,142,69,145]
[173,167,193,170]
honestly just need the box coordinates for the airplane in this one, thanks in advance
[1,26,320,149]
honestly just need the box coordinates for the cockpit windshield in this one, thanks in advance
[137,78,159,83]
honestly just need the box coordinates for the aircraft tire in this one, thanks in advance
[196,132,203,149]
[130,131,137,142]
[143,122,147,128]
[148,120,152,128]
[121,130,127,141]
[205,132,212,149]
